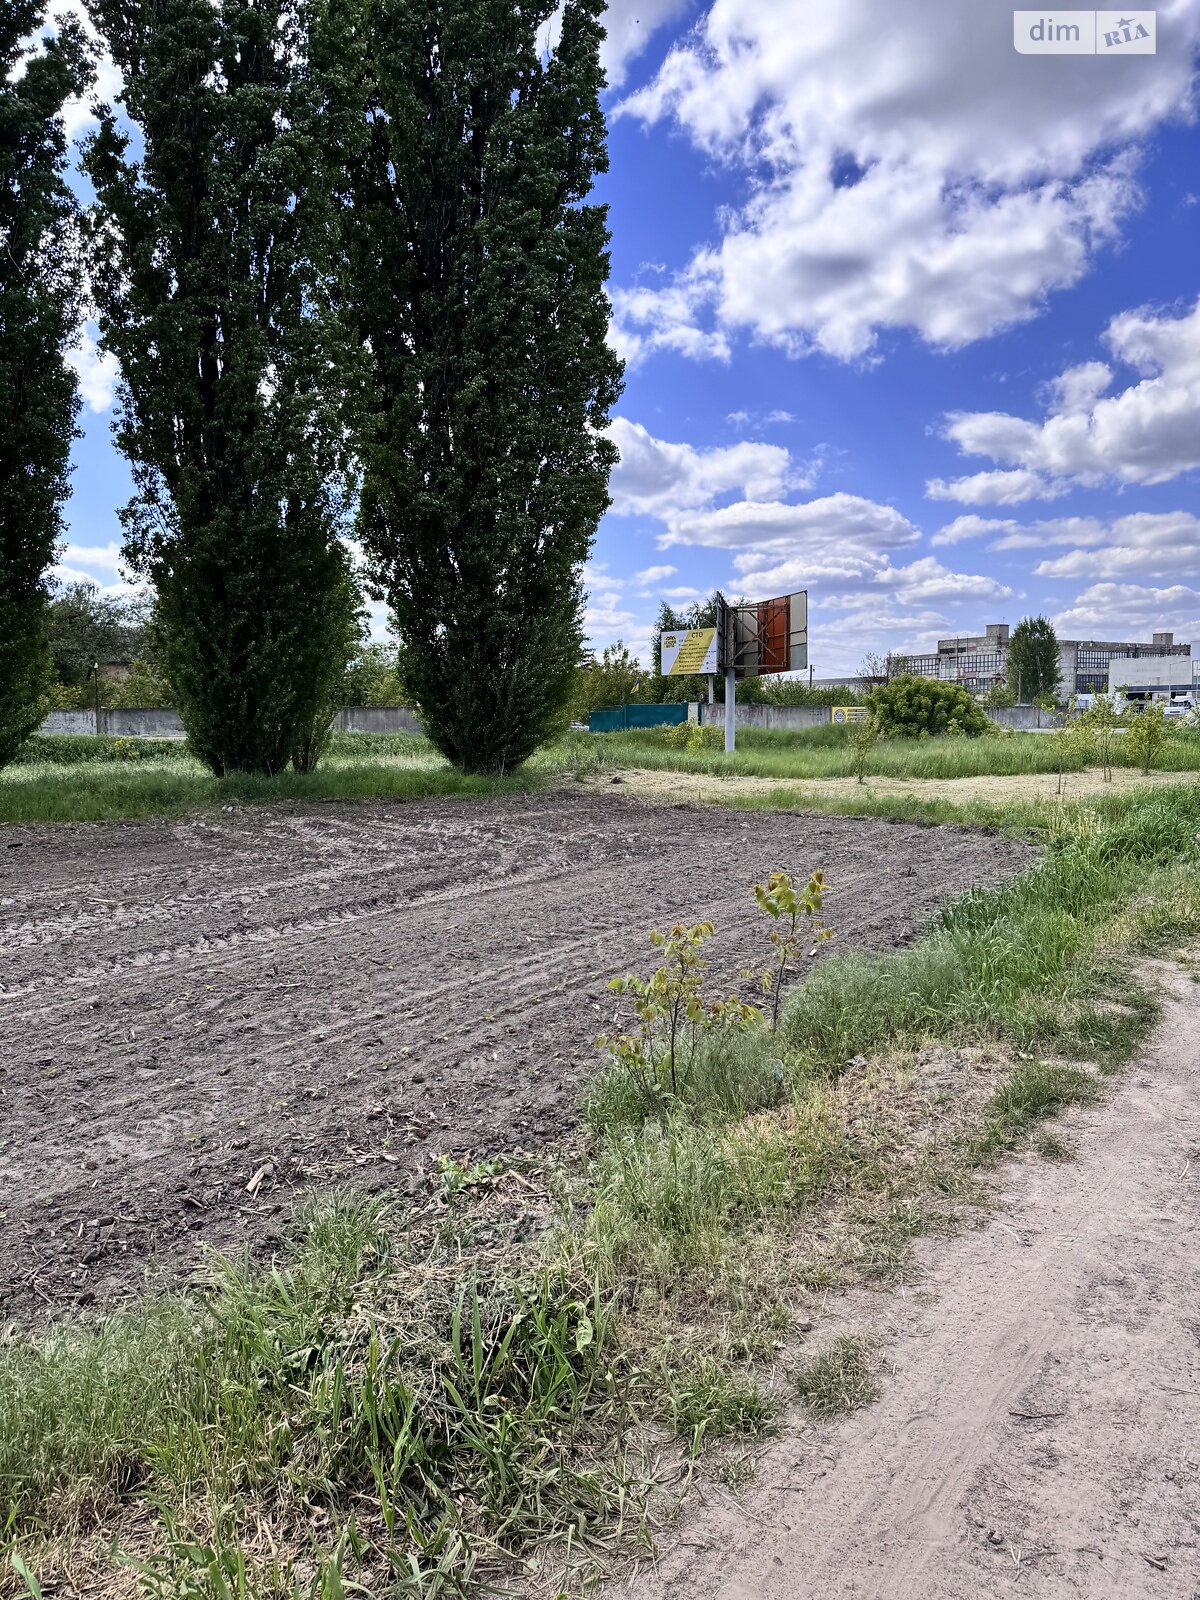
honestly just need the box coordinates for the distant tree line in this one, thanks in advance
[43,582,408,713]
[2,0,619,775]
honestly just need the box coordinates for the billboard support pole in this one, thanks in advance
[724,668,736,753]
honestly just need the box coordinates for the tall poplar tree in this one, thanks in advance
[344,0,624,775]
[1006,616,1062,704]
[0,6,89,767]
[84,0,358,775]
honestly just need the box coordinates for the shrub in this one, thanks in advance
[15,733,192,765]
[752,869,831,1029]
[848,717,878,783]
[867,675,988,739]
[660,721,723,752]
[1123,701,1170,777]
[1077,693,1125,782]
[596,921,761,1125]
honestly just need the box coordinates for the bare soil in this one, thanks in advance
[0,790,1032,1322]
[614,962,1200,1600]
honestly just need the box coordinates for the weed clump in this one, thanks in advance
[665,1359,775,1457]
[0,1197,619,1595]
[794,1337,879,1417]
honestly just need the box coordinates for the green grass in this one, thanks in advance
[663,1359,775,1457]
[718,784,1040,832]
[793,1337,879,1417]
[0,752,528,824]
[1,1195,624,1596]
[571,724,1200,783]
[15,734,196,766]
[583,1092,850,1287]
[779,786,1200,1069]
[970,1061,1101,1160]
[10,723,1198,827]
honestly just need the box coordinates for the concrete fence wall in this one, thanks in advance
[39,709,101,736]
[37,705,424,740]
[105,707,188,738]
[333,705,423,736]
[702,703,1056,733]
[987,705,1056,731]
[37,701,1056,742]
[708,704,833,730]
[37,707,188,738]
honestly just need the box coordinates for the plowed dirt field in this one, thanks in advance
[0,790,1033,1319]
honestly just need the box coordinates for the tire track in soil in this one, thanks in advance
[0,790,1033,1321]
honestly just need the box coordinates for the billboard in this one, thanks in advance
[657,590,807,682]
[724,590,808,679]
[661,626,720,677]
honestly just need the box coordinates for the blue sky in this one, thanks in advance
[58,0,1200,675]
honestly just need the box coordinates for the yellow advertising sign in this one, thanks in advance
[831,706,868,725]
[661,627,719,677]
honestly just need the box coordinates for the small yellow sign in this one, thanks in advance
[832,706,868,725]
[661,627,719,676]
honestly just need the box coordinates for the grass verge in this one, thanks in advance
[2,1194,633,1598]
[0,750,529,824]
[3,785,1199,1595]
[780,788,1200,1068]
[566,724,1200,784]
[10,720,1198,826]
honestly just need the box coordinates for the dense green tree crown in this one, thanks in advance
[1006,615,1062,704]
[867,675,989,738]
[572,641,647,719]
[344,0,624,775]
[46,582,147,686]
[83,0,360,775]
[0,5,88,766]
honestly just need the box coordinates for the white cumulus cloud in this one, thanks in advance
[1053,582,1200,638]
[58,540,127,574]
[931,515,1021,547]
[611,0,1199,364]
[1034,512,1200,579]
[608,416,797,517]
[67,326,119,413]
[931,298,1200,498]
[925,468,1066,506]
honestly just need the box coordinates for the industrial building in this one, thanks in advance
[890,625,1193,700]
[1107,653,1200,702]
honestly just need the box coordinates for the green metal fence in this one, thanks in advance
[588,703,691,733]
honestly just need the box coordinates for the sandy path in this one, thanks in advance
[603,765,1199,810]
[616,962,1200,1600]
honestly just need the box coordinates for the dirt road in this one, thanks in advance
[0,790,1032,1321]
[616,963,1200,1600]
[601,764,1199,811]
